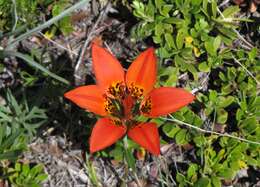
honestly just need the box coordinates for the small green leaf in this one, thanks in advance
[163,17,183,24]
[155,23,164,37]
[211,176,221,187]
[22,164,30,176]
[176,172,186,183]
[211,0,217,18]
[217,109,228,124]
[198,61,210,72]
[205,40,215,56]
[218,96,234,108]
[248,47,257,61]
[162,124,181,138]
[222,6,240,18]
[165,33,175,49]
[209,90,218,102]
[194,177,210,187]
[187,164,198,180]
[193,135,206,146]
[217,168,235,179]
[236,108,243,121]
[175,129,188,145]
[213,36,221,52]
[176,31,185,49]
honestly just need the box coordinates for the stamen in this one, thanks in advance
[112,119,123,126]
[107,81,125,98]
[140,98,152,114]
[104,96,123,118]
[128,83,144,99]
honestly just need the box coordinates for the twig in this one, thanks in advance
[191,72,210,94]
[74,3,110,77]
[133,173,143,187]
[232,29,254,49]
[39,32,78,56]
[178,73,188,80]
[232,55,260,85]
[161,114,260,146]
[54,158,89,183]
[219,0,230,8]
[11,0,18,32]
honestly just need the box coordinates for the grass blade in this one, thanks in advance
[3,51,69,85]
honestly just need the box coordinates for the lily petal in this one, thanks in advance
[92,43,125,90]
[126,48,157,96]
[64,85,106,116]
[127,122,160,155]
[142,87,195,117]
[90,118,126,153]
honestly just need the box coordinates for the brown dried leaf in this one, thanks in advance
[182,143,194,151]
[250,1,257,12]
[233,0,245,5]
[214,123,226,133]
[160,144,173,155]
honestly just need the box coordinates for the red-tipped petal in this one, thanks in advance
[64,85,106,116]
[126,48,157,96]
[92,43,125,90]
[142,87,195,118]
[90,118,126,153]
[127,122,160,155]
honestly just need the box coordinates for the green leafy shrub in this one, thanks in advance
[0,0,41,31]
[0,90,47,137]
[131,0,243,79]
[0,91,48,185]
[130,0,260,186]
[0,0,73,35]
[0,124,27,162]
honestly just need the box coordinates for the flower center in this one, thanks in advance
[140,98,152,114]
[103,82,151,125]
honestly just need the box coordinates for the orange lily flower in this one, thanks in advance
[64,43,195,155]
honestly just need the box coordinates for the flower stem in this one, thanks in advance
[123,136,136,171]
